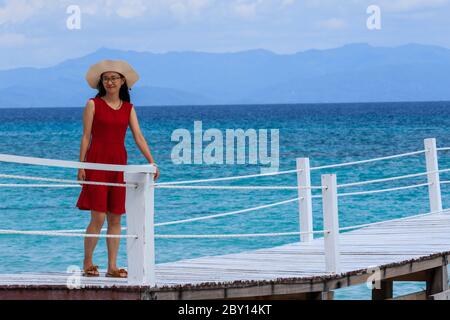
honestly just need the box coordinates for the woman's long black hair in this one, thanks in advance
[95,72,131,102]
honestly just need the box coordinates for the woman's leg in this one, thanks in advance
[84,210,106,270]
[106,212,122,273]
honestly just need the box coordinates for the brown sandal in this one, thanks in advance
[106,268,128,278]
[83,265,99,277]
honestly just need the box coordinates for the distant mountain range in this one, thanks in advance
[1,43,450,108]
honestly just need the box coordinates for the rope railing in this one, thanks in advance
[155,229,329,239]
[336,168,450,189]
[153,149,427,185]
[309,182,432,199]
[0,140,447,280]
[310,149,427,171]
[0,148,441,191]
[48,227,128,233]
[0,146,443,191]
[337,182,431,197]
[0,173,136,188]
[155,197,300,226]
[0,147,445,234]
[311,183,431,199]
[154,185,322,190]
[157,208,449,239]
[0,178,437,237]
[0,184,81,188]
[2,167,446,191]
[338,208,450,232]
[0,229,137,238]
[19,178,448,234]
[4,206,448,239]
[155,168,303,186]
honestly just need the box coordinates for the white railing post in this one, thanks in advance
[321,174,341,274]
[424,138,443,213]
[297,158,313,242]
[124,170,156,286]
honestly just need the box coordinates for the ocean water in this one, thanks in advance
[0,101,449,299]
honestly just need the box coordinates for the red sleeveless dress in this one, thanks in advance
[76,97,133,215]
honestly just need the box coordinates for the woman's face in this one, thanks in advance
[101,71,125,95]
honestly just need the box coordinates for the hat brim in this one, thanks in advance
[85,59,140,89]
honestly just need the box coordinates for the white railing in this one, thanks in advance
[0,137,448,285]
[311,138,447,273]
[0,154,157,286]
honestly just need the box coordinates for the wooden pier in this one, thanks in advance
[1,212,449,300]
[0,137,448,300]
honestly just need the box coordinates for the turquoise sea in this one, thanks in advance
[0,101,449,299]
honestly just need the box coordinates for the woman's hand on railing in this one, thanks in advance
[77,168,86,185]
[152,163,160,181]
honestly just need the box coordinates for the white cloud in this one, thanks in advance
[0,0,298,25]
[0,33,41,47]
[0,33,26,47]
[189,0,214,11]
[304,0,334,8]
[379,0,449,12]
[316,17,347,30]
[77,0,214,21]
[0,0,50,25]
[0,0,149,23]
[167,0,216,21]
[1,0,448,27]
[232,1,259,19]
[116,0,147,18]
[304,0,449,12]
[229,0,296,20]
[281,0,296,6]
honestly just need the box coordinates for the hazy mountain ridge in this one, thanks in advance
[1,43,450,108]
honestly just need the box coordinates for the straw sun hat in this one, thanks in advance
[85,59,140,89]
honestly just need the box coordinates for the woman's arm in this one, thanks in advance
[129,106,160,179]
[80,99,95,162]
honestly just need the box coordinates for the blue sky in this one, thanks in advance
[1,0,450,70]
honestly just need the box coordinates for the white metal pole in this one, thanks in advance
[124,171,156,286]
[424,138,443,213]
[297,158,313,242]
[321,174,341,274]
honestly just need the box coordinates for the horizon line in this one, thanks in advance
[1,100,449,110]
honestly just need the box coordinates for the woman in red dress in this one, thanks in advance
[76,60,160,278]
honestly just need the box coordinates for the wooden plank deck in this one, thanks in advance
[1,212,450,299]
